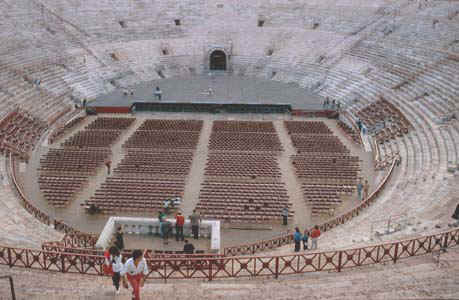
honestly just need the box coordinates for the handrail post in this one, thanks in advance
[9,276,16,300]
[393,243,399,264]
[7,248,12,268]
[442,232,449,250]
[61,253,66,273]
[337,251,343,272]
[274,256,279,279]
[208,259,213,281]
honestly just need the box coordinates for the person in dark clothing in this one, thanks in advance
[452,204,459,221]
[162,220,172,245]
[183,240,195,254]
[282,207,289,226]
[154,86,162,101]
[106,246,123,294]
[293,227,302,252]
[302,229,309,250]
[357,119,362,132]
[114,227,124,251]
[189,210,201,239]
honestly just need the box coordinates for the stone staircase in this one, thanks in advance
[0,156,63,248]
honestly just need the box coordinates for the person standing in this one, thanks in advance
[158,210,166,237]
[183,240,195,254]
[121,249,148,300]
[175,212,185,241]
[293,227,302,252]
[189,210,201,239]
[105,160,112,175]
[114,227,124,251]
[363,180,370,200]
[282,206,289,226]
[162,220,172,245]
[163,199,171,215]
[357,119,362,132]
[154,86,162,101]
[452,203,459,225]
[357,179,364,201]
[106,246,124,294]
[302,229,309,250]
[310,225,321,250]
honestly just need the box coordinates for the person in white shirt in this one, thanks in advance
[106,246,124,294]
[121,249,148,300]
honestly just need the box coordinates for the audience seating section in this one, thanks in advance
[123,131,200,150]
[114,150,194,176]
[285,121,360,216]
[204,152,281,179]
[87,119,203,213]
[196,120,292,223]
[61,130,121,148]
[0,108,47,160]
[85,117,135,130]
[197,181,292,223]
[84,177,185,213]
[48,116,85,144]
[356,98,412,144]
[38,148,110,207]
[212,121,276,133]
[137,119,203,132]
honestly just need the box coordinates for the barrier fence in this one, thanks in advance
[1,228,457,281]
[224,159,397,256]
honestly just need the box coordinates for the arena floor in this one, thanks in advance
[17,110,377,249]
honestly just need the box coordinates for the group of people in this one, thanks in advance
[357,179,370,201]
[106,225,197,299]
[356,118,367,134]
[293,226,321,252]
[323,97,340,110]
[104,246,149,300]
[162,197,181,214]
[158,209,202,244]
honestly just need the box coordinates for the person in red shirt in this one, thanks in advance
[175,212,185,241]
[310,225,321,250]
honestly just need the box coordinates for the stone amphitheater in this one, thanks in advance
[0,0,458,299]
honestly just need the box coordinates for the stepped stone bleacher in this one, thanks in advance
[0,156,63,248]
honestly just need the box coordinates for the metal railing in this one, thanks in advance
[0,227,457,281]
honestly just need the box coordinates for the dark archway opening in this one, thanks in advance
[210,50,227,70]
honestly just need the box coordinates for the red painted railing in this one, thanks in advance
[1,228,457,280]
[224,159,397,256]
